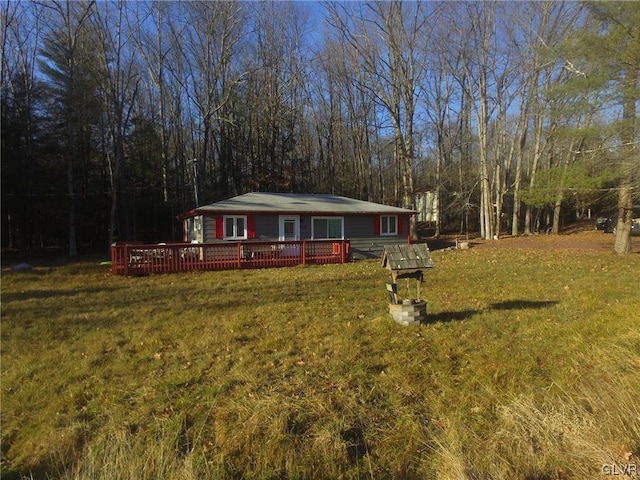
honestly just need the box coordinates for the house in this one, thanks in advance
[415,191,438,222]
[178,192,416,259]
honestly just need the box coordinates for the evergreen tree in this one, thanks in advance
[38,0,98,256]
[564,2,639,253]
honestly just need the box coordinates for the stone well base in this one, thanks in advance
[389,299,427,326]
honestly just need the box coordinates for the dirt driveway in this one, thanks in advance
[428,222,640,254]
[473,230,639,254]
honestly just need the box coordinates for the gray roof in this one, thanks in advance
[193,193,416,215]
[382,244,435,271]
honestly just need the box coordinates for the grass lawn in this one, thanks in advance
[1,243,639,479]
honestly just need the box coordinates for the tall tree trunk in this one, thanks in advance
[511,96,529,235]
[614,65,637,254]
[524,106,552,235]
[477,80,494,239]
[435,141,442,238]
[67,153,78,256]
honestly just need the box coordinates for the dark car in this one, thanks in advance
[603,213,617,233]
[602,209,640,236]
[595,215,609,231]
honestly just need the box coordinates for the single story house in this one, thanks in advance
[178,192,416,259]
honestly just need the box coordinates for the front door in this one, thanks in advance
[279,216,300,257]
[279,215,300,241]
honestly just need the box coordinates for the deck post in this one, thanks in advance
[237,242,242,269]
[302,240,307,265]
[111,244,117,275]
[123,244,129,276]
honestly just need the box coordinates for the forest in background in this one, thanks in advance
[2,1,638,255]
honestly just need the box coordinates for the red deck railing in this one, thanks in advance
[111,239,350,275]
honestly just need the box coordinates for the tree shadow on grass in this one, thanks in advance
[426,299,559,324]
[2,286,123,303]
[489,300,559,310]
[427,309,479,323]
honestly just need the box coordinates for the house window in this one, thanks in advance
[380,215,398,236]
[312,217,344,239]
[224,215,247,240]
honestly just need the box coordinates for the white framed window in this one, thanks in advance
[312,217,344,239]
[224,215,247,240]
[380,215,398,236]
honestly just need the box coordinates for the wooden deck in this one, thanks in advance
[110,240,350,275]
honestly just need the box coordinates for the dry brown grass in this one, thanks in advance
[2,244,639,479]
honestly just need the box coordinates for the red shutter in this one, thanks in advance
[373,215,381,235]
[215,216,224,239]
[247,216,256,238]
[397,215,404,235]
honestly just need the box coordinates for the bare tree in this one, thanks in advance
[461,2,495,239]
[448,2,518,240]
[128,1,174,204]
[422,9,461,238]
[241,2,312,193]
[175,1,246,202]
[91,1,141,245]
[327,1,436,239]
[312,34,380,200]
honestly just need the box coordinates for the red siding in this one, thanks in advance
[373,215,381,235]
[247,216,256,238]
